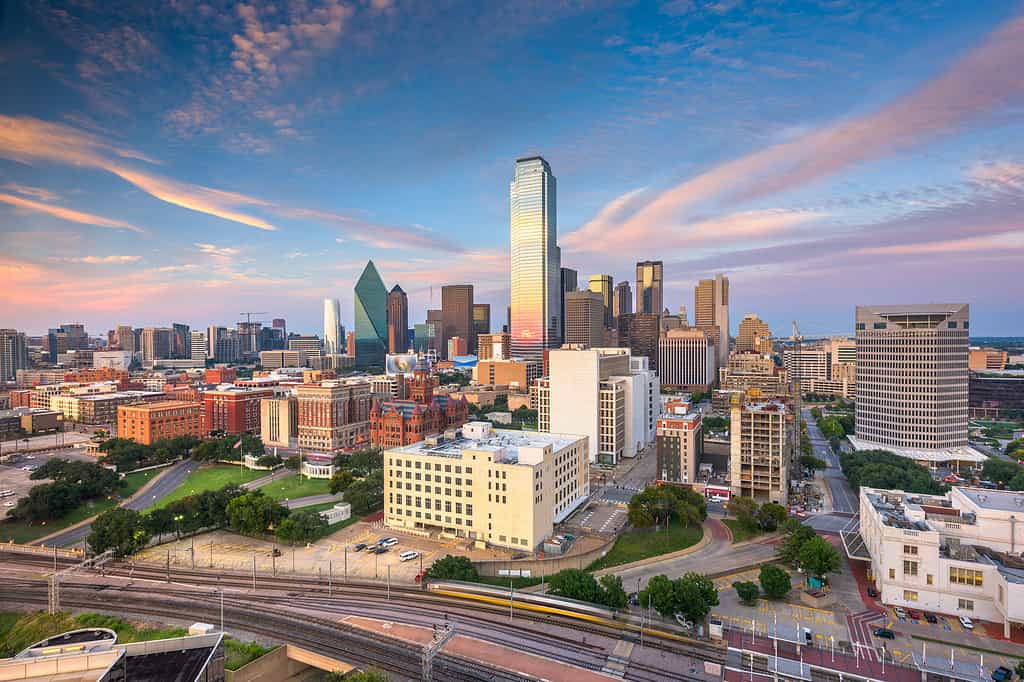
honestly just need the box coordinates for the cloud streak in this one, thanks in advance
[0,193,143,232]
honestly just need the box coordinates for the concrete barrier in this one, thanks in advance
[472,534,616,577]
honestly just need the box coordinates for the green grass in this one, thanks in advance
[225,638,275,670]
[147,464,265,510]
[0,612,188,658]
[0,469,160,545]
[586,519,703,571]
[722,519,764,544]
[257,474,331,502]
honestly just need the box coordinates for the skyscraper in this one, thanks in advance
[588,274,613,328]
[387,285,409,354]
[190,331,207,364]
[564,291,605,349]
[635,261,664,315]
[272,318,287,338]
[559,267,577,341]
[115,325,137,353]
[694,273,729,365]
[0,329,28,384]
[510,156,560,362]
[141,327,171,362]
[736,314,772,354]
[613,280,632,320]
[473,303,491,338]
[171,323,191,359]
[441,284,474,358]
[323,298,343,355]
[354,261,388,367]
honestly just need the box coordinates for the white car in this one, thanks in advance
[894,607,907,619]
[674,614,694,629]
[959,616,974,630]
[378,537,399,547]
[399,550,420,562]
[3,502,15,508]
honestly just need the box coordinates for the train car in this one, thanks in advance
[425,579,617,621]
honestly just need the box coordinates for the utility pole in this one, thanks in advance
[422,621,454,682]
[166,549,170,583]
[329,561,333,596]
[387,565,391,601]
[252,555,256,590]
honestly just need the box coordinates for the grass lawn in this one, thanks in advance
[0,468,162,545]
[586,519,703,571]
[257,473,331,502]
[722,519,763,544]
[224,639,275,671]
[0,612,188,658]
[148,464,265,510]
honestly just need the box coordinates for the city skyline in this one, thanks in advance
[1,3,1023,337]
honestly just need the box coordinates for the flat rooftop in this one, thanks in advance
[848,435,987,463]
[958,487,1024,512]
[390,426,579,464]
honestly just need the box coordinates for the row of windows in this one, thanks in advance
[949,566,983,587]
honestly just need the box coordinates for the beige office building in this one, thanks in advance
[729,396,792,503]
[736,314,772,354]
[852,304,975,461]
[659,328,716,390]
[564,291,605,348]
[477,332,511,361]
[472,358,539,390]
[694,273,729,364]
[383,422,588,550]
[295,380,372,451]
[261,396,298,448]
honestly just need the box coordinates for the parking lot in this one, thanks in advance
[566,500,627,534]
[136,522,511,583]
[874,606,1023,669]
[0,463,40,510]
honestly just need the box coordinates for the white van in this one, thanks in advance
[399,550,420,562]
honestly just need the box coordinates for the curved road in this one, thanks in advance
[34,459,201,549]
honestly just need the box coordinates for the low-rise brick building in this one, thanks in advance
[117,400,203,445]
[203,386,273,434]
[370,395,470,448]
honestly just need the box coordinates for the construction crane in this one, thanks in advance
[239,312,268,325]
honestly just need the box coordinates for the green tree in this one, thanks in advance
[840,449,947,494]
[144,507,175,538]
[547,569,601,604]
[344,469,384,515]
[757,503,788,532]
[344,671,389,682]
[598,574,628,609]
[88,508,150,556]
[7,481,82,522]
[727,496,759,531]
[798,536,841,583]
[284,455,300,470]
[777,524,816,564]
[982,458,1023,486]
[628,486,706,529]
[733,581,760,605]
[275,509,328,545]
[1015,660,1024,680]
[424,555,479,581]
[674,572,719,623]
[759,565,792,599]
[800,455,827,471]
[225,491,289,536]
[639,574,677,618]
[329,469,355,494]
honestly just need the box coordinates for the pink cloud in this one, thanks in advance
[0,193,143,232]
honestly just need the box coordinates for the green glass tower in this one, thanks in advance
[354,260,388,368]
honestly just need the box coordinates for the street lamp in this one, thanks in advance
[173,514,183,540]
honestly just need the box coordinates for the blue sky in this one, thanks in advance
[1,0,1022,338]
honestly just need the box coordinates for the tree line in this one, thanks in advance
[8,459,121,523]
[840,449,947,494]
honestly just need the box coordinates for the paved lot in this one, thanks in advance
[566,500,627,533]
[0,464,39,509]
[0,432,94,455]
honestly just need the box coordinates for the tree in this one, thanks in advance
[777,524,816,564]
[727,496,759,531]
[840,449,947,494]
[284,455,300,471]
[733,581,760,605]
[329,470,355,494]
[639,574,677,618]
[674,572,719,623]
[800,455,827,471]
[1015,659,1024,680]
[598,574,628,609]
[702,415,729,431]
[88,508,150,556]
[759,565,792,599]
[343,671,389,682]
[628,485,706,529]
[344,469,384,515]
[255,454,282,468]
[424,555,479,582]
[225,491,289,536]
[275,509,327,545]
[983,458,1023,486]
[7,481,81,522]
[757,503,788,532]
[798,536,841,583]
[547,569,601,604]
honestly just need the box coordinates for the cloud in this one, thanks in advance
[0,193,143,232]
[566,13,1024,251]
[276,207,464,252]
[51,255,143,264]
[155,263,199,273]
[1,183,59,202]
[972,160,1024,191]
[194,243,241,259]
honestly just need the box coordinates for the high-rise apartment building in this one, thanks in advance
[613,280,632,320]
[141,327,172,363]
[564,291,605,349]
[656,413,702,484]
[236,321,262,354]
[323,298,343,355]
[441,284,474,358]
[472,303,491,339]
[587,274,613,328]
[616,313,661,371]
[659,328,716,390]
[730,397,792,503]
[387,285,409,354]
[171,323,191,359]
[736,314,772,354]
[510,156,560,363]
[853,304,973,457]
[272,318,287,338]
[115,325,137,354]
[694,273,730,365]
[0,329,28,384]
[560,267,578,340]
[635,261,663,315]
[383,422,589,550]
[783,349,830,387]
[295,379,373,451]
[190,331,207,364]
[288,335,322,359]
[354,261,388,367]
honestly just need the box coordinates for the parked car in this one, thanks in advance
[959,616,974,630]
[378,537,399,547]
[894,607,907,619]
[873,628,896,640]
[992,666,1013,682]
[866,587,879,598]
[399,551,420,562]
[924,612,938,624]
[2,502,15,508]
[907,609,922,620]
[353,543,367,552]
[674,614,694,629]
[371,546,389,555]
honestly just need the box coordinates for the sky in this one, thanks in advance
[1,0,1023,339]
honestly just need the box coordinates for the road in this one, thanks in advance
[34,458,200,548]
[803,407,858,514]
[284,493,344,509]
[595,518,778,591]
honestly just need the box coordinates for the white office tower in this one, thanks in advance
[323,298,342,355]
[510,156,561,362]
[190,332,207,363]
[851,304,981,467]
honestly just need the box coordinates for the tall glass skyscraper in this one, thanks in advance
[635,260,664,315]
[354,261,388,367]
[510,156,560,362]
[323,298,342,354]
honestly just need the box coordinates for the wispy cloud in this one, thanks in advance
[2,183,60,202]
[277,207,464,252]
[50,255,143,264]
[0,193,143,232]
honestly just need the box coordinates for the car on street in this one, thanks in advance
[924,612,938,624]
[867,587,878,598]
[378,537,398,547]
[399,550,420,562]
[992,666,1013,682]
[894,607,907,619]
[371,546,389,555]
[908,609,922,620]
[873,628,895,639]
[353,543,367,552]
[959,616,974,630]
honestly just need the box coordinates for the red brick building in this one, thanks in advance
[205,366,237,384]
[9,390,31,408]
[64,368,132,389]
[369,395,470,448]
[203,387,272,434]
[118,401,203,445]
[407,370,435,404]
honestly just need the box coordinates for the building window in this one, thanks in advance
[949,567,983,587]
[903,545,918,555]
[888,568,895,580]
[926,574,933,586]
[903,561,918,577]
[903,590,918,602]
[958,599,974,611]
